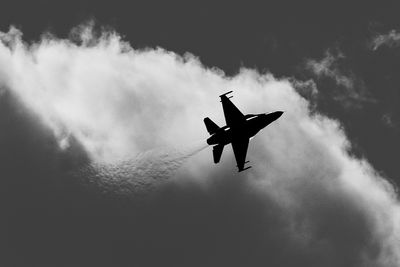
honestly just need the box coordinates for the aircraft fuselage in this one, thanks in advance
[207,111,283,146]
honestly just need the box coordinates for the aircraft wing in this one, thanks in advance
[231,138,251,172]
[220,91,245,127]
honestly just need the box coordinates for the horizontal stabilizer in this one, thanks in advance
[213,144,224,163]
[204,117,220,135]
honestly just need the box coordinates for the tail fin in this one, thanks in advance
[204,117,220,135]
[213,144,224,163]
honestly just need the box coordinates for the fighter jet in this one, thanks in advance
[204,91,283,172]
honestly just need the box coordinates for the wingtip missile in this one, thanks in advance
[219,90,233,98]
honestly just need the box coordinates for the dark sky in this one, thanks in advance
[1,1,399,266]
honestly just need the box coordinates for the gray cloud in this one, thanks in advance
[370,30,400,50]
[1,25,400,266]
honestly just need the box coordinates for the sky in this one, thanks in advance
[1,1,399,267]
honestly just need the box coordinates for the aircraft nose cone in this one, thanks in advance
[264,111,284,124]
[275,111,284,119]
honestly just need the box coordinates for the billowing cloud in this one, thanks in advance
[305,50,375,108]
[1,25,399,266]
[370,30,400,50]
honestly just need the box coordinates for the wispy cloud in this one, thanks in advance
[370,30,400,50]
[289,78,318,99]
[305,49,375,108]
[0,25,399,266]
[382,113,399,130]
[306,50,353,88]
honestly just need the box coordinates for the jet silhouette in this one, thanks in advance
[204,91,283,172]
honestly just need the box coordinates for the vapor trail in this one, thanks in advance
[77,140,208,197]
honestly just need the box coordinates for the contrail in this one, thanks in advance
[76,140,208,198]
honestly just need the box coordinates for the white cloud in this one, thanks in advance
[0,25,399,266]
[370,30,400,50]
